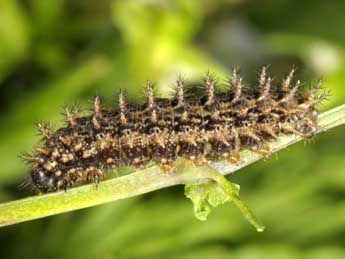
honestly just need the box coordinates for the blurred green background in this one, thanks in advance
[1,0,345,258]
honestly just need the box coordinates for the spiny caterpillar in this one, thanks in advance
[23,67,327,193]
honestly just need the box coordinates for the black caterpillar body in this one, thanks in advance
[23,67,326,193]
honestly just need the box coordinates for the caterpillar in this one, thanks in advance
[22,67,327,193]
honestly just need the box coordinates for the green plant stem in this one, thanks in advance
[0,104,344,228]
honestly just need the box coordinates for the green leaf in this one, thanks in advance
[185,181,240,221]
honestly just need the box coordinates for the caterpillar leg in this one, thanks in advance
[251,144,271,158]
[159,160,176,173]
[227,153,241,164]
[86,168,106,189]
[188,155,207,167]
